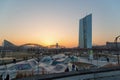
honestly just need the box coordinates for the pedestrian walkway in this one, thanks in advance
[79,57,117,67]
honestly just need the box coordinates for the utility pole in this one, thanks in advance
[114,35,120,64]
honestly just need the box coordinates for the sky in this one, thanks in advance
[0,0,120,47]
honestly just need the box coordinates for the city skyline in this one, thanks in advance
[0,0,120,47]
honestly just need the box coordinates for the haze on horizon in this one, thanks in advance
[0,0,120,48]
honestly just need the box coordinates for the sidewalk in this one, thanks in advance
[79,57,117,67]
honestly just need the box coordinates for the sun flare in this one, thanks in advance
[42,37,57,46]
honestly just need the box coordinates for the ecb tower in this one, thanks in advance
[79,14,92,48]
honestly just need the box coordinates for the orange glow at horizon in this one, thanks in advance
[0,37,114,48]
[0,33,115,48]
[0,36,78,48]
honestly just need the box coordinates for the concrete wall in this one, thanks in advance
[54,70,120,80]
[16,67,120,80]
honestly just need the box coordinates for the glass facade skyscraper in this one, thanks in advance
[79,14,92,48]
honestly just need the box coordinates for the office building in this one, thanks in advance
[79,14,92,48]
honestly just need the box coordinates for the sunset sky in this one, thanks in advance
[0,0,120,47]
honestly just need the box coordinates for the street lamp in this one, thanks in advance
[114,35,120,64]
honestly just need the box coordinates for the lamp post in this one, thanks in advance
[114,35,120,64]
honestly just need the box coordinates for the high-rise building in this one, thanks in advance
[79,14,92,48]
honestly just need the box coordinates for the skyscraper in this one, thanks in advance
[79,14,92,48]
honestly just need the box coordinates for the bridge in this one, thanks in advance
[19,43,45,48]
[19,43,65,49]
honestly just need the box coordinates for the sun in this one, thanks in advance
[44,40,54,46]
[43,37,56,46]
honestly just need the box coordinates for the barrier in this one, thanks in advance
[14,66,120,80]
